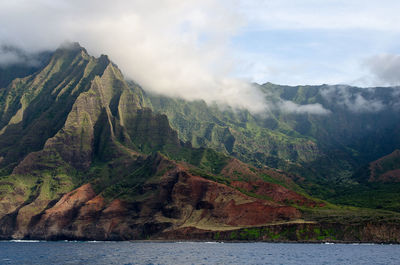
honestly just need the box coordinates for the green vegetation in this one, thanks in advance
[144,83,400,211]
[1,43,400,241]
[188,167,231,186]
[328,183,400,212]
[299,203,400,224]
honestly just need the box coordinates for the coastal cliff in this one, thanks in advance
[0,44,400,243]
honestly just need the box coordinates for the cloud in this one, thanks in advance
[233,0,400,87]
[364,54,400,86]
[0,45,41,67]
[0,0,272,113]
[278,100,330,115]
[258,87,331,115]
[1,0,383,115]
[321,85,385,112]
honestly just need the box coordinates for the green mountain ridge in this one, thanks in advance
[143,82,400,203]
[0,43,399,242]
[0,44,318,240]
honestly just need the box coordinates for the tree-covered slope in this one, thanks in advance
[143,82,400,204]
[1,44,347,241]
[146,92,321,167]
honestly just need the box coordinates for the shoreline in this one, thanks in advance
[1,239,399,244]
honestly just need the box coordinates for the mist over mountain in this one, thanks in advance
[0,46,52,88]
[0,1,267,113]
[0,43,400,242]
[2,1,400,114]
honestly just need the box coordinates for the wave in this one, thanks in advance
[9,240,42,243]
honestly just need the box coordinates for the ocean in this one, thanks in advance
[0,241,399,265]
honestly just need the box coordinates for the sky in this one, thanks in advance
[234,0,400,87]
[0,0,399,113]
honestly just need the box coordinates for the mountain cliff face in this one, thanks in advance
[146,93,321,167]
[0,44,328,241]
[145,82,400,205]
[0,43,399,242]
[367,150,400,183]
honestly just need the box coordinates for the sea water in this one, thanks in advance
[0,241,399,265]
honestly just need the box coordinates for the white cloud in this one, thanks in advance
[0,49,24,66]
[364,54,400,86]
[0,0,271,113]
[0,46,40,67]
[233,0,400,87]
[2,0,397,115]
[278,100,330,115]
[321,85,385,112]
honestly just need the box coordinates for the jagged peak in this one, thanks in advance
[57,41,87,54]
[51,42,95,64]
[56,43,115,64]
[51,43,119,78]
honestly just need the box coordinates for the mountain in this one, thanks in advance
[0,45,52,88]
[145,82,400,206]
[367,150,400,183]
[0,43,399,242]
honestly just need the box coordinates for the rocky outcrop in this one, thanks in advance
[220,158,324,207]
[0,161,304,240]
[1,43,399,243]
[369,150,400,182]
[0,44,110,170]
[230,180,322,207]
[168,168,301,227]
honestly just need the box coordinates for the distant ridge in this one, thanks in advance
[0,43,399,242]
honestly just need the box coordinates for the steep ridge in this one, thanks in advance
[0,44,332,241]
[368,150,400,183]
[0,46,52,88]
[25,157,302,240]
[0,43,110,173]
[146,93,321,167]
[144,82,400,205]
[328,150,400,212]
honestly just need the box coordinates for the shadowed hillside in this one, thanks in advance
[0,44,399,242]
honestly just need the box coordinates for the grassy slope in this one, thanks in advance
[144,83,400,211]
[146,91,320,165]
[1,45,399,239]
[0,46,341,232]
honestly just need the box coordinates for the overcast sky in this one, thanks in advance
[1,0,399,112]
[234,0,400,87]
